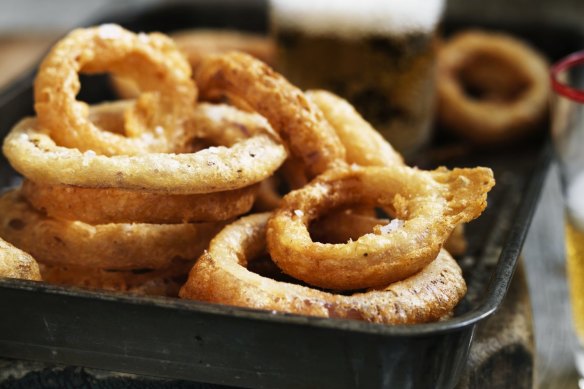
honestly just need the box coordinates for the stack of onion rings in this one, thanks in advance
[0,25,289,297]
[3,108,286,194]
[17,101,286,224]
[0,24,497,323]
[0,190,223,271]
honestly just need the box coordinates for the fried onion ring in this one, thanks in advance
[180,213,467,324]
[311,209,468,256]
[0,190,223,270]
[0,238,42,281]
[3,106,286,194]
[40,259,193,297]
[112,29,276,100]
[305,90,403,166]
[307,90,468,255]
[34,24,197,155]
[195,51,346,177]
[437,30,549,145]
[15,99,268,223]
[267,165,494,290]
[21,180,258,224]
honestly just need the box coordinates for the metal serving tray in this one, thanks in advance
[0,1,578,388]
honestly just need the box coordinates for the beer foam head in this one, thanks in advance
[270,0,445,37]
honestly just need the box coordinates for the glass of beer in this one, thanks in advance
[270,0,445,156]
[551,50,584,379]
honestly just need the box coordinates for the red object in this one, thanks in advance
[551,50,584,103]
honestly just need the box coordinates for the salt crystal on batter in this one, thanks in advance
[137,32,149,43]
[81,150,96,166]
[98,24,122,39]
[205,105,224,123]
[379,219,404,234]
[155,126,164,135]
[294,209,304,217]
[458,176,470,185]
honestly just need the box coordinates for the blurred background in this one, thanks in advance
[1,0,583,88]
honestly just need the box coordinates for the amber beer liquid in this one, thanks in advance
[270,0,444,155]
[565,172,584,345]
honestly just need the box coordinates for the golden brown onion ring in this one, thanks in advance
[3,106,286,194]
[0,190,223,270]
[437,30,549,145]
[194,51,346,178]
[0,238,42,281]
[17,100,264,224]
[112,29,276,100]
[305,90,403,166]
[267,165,494,290]
[34,24,197,155]
[307,90,468,255]
[180,213,467,324]
[311,209,468,256]
[21,180,258,224]
[40,259,193,297]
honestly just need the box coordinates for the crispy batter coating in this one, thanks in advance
[40,260,193,297]
[0,190,223,270]
[0,238,41,281]
[35,24,197,155]
[252,90,405,211]
[3,105,286,194]
[437,30,549,145]
[180,213,467,324]
[19,101,266,224]
[22,180,258,224]
[267,165,494,290]
[306,90,403,166]
[311,210,468,256]
[112,29,276,100]
[195,51,346,177]
[305,90,467,255]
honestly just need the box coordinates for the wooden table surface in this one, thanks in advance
[0,35,580,389]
